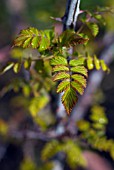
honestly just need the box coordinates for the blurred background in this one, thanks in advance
[0,0,114,170]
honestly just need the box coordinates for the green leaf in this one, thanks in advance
[62,87,78,115]
[13,27,52,51]
[79,33,89,45]
[71,81,84,95]
[52,65,69,72]
[24,58,31,70]
[41,140,59,161]
[50,56,67,66]
[77,120,90,131]
[87,23,99,37]
[94,14,102,20]
[71,66,88,77]
[50,54,88,115]
[53,72,70,81]
[39,33,50,51]
[13,35,27,47]
[14,27,40,48]
[60,30,88,47]
[13,62,21,73]
[94,55,100,70]
[71,74,86,87]
[43,29,54,42]
[69,58,85,67]
[59,30,74,46]
[100,60,108,71]
[70,35,89,46]
[23,37,31,48]
[31,36,40,48]
[29,95,49,117]
[87,56,94,70]
[57,81,70,93]
[92,122,105,130]
[90,105,108,124]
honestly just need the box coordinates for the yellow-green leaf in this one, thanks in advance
[71,74,86,87]
[87,56,94,70]
[23,37,31,48]
[53,72,70,81]
[39,35,50,51]
[24,58,31,70]
[71,81,84,95]
[69,58,85,67]
[52,65,69,72]
[13,27,40,49]
[57,81,70,93]
[87,23,99,37]
[71,66,88,77]
[62,87,78,115]
[77,120,90,131]
[50,56,67,66]
[31,36,40,48]
[13,63,21,73]
[94,55,100,70]
[100,60,108,71]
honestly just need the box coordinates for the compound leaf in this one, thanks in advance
[13,27,52,51]
[14,27,40,48]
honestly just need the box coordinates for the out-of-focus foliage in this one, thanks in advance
[77,105,114,159]
[41,105,114,169]
[20,158,53,170]
[42,139,87,169]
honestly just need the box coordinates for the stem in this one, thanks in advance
[62,0,81,31]
[23,55,54,61]
[56,0,81,119]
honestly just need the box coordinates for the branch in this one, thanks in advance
[62,0,81,30]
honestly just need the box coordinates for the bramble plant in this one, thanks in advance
[1,0,109,115]
[0,0,114,169]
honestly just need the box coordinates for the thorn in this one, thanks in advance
[79,10,84,14]
[50,16,62,22]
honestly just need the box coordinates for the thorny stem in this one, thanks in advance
[56,0,81,119]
